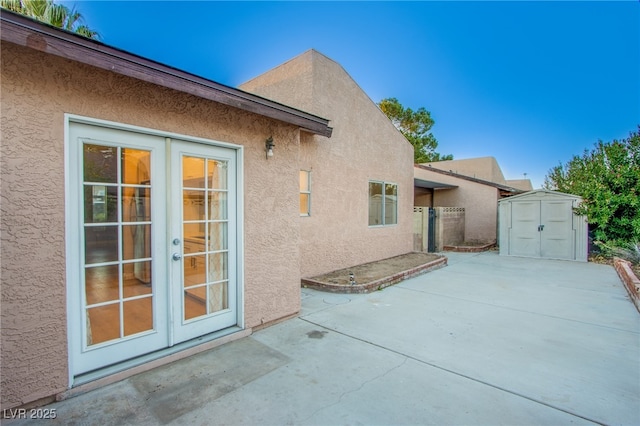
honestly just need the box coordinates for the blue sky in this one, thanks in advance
[65,1,639,188]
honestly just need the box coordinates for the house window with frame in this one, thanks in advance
[300,170,311,216]
[368,180,397,226]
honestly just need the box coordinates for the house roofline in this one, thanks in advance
[414,164,524,194]
[0,9,333,138]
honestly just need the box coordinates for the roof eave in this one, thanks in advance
[415,164,524,193]
[0,9,333,138]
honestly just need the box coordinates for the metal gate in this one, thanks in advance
[413,207,437,252]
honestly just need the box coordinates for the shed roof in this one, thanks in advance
[0,9,333,138]
[498,189,583,203]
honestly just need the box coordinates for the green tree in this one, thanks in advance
[378,97,452,163]
[1,0,99,39]
[544,127,640,244]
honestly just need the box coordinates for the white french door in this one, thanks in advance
[68,121,240,377]
[170,141,238,343]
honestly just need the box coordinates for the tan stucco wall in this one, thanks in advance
[414,167,500,243]
[241,50,414,277]
[414,187,434,207]
[506,179,534,191]
[1,42,302,408]
[423,157,507,185]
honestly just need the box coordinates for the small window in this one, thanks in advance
[368,180,397,226]
[300,170,311,216]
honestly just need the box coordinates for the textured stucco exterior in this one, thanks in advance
[414,167,501,243]
[241,50,415,278]
[424,157,533,192]
[423,157,508,185]
[505,179,534,191]
[1,41,304,408]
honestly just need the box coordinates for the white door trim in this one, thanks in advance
[65,114,245,385]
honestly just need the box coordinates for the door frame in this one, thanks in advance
[64,114,245,386]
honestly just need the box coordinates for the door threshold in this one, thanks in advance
[63,326,251,400]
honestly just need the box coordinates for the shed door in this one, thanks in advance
[508,200,574,260]
[509,201,541,257]
[540,200,574,259]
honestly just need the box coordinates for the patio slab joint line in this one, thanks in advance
[394,286,640,335]
[298,317,602,425]
[299,357,409,423]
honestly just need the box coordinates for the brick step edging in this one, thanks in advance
[301,256,448,294]
[443,242,496,253]
[613,257,640,313]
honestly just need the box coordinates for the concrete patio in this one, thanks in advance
[7,252,640,425]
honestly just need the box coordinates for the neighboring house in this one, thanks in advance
[240,50,414,278]
[425,156,533,192]
[0,12,413,409]
[414,157,530,243]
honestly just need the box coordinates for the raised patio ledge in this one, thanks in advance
[301,255,447,294]
[443,242,496,253]
[613,257,640,313]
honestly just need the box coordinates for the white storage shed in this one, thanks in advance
[498,190,588,261]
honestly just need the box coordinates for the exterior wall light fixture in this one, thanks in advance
[265,136,275,159]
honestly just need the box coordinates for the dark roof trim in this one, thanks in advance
[414,178,457,190]
[415,164,524,193]
[0,9,333,138]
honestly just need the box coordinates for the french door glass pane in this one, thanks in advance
[87,304,120,345]
[184,255,206,285]
[122,225,151,260]
[184,288,207,320]
[85,265,119,305]
[183,157,205,188]
[182,155,230,321]
[84,226,118,263]
[183,190,205,221]
[84,145,117,183]
[123,262,152,297]
[124,298,153,336]
[208,252,228,282]
[84,185,118,223]
[208,282,228,312]
[122,187,150,222]
[208,191,227,220]
[207,222,227,251]
[121,148,151,185]
[83,143,154,347]
[208,159,227,189]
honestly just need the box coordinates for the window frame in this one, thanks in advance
[368,180,398,227]
[299,170,311,217]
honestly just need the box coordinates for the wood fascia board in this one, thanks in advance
[0,10,333,137]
